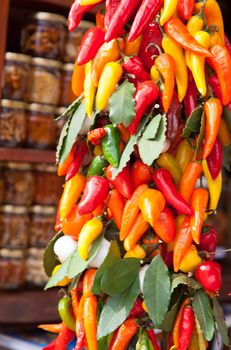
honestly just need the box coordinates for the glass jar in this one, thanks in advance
[0,163,5,205]
[64,21,94,63]
[0,205,30,249]
[0,100,26,147]
[0,249,25,289]
[26,248,48,286]
[2,52,31,101]
[27,57,61,106]
[56,107,66,143]
[26,103,56,149]
[33,164,63,205]
[29,205,56,247]
[3,162,35,205]
[59,63,76,107]
[21,12,67,60]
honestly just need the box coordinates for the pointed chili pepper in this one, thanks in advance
[152,207,176,243]
[105,164,133,199]
[105,0,140,42]
[153,169,194,216]
[58,296,76,331]
[128,0,164,42]
[77,27,105,65]
[84,60,96,118]
[78,176,110,215]
[44,324,75,350]
[78,218,103,260]
[102,125,121,168]
[109,318,139,350]
[173,217,192,272]
[88,128,107,146]
[84,296,98,350]
[129,298,144,318]
[70,287,79,319]
[62,204,92,238]
[177,0,195,21]
[75,296,86,350]
[164,18,212,57]
[39,323,63,333]
[176,139,195,172]
[207,44,231,105]
[202,159,222,212]
[165,91,182,141]
[147,329,161,350]
[122,56,150,85]
[208,73,222,101]
[107,189,125,229]
[104,0,120,30]
[190,188,209,244]
[124,213,149,251]
[129,80,160,134]
[87,155,108,178]
[138,188,166,227]
[207,137,222,180]
[58,146,74,177]
[178,306,195,350]
[131,160,152,189]
[203,97,222,159]
[157,152,182,185]
[173,298,190,348]
[72,61,85,97]
[83,269,97,297]
[160,0,178,26]
[179,162,202,202]
[155,53,175,113]
[184,70,198,117]
[68,1,94,32]
[66,140,88,181]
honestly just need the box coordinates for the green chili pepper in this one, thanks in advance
[102,125,121,168]
[58,296,76,331]
[87,155,108,177]
[136,329,150,350]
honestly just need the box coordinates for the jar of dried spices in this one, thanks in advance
[0,205,30,249]
[27,57,61,106]
[0,249,25,289]
[21,12,67,60]
[26,248,48,286]
[26,103,56,149]
[2,52,31,101]
[0,163,5,205]
[59,63,76,107]
[0,100,26,147]
[3,162,35,205]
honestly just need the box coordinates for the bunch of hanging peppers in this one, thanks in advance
[41,0,231,349]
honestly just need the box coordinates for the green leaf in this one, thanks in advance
[223,145,231,172]
[161,300,181,332]
[142,114,162,140]
[98,336,108,350]
[44,254,72,290]
[143,255,171,327]
[171,274,201,293]
[97,276,140,339]
[56,118,71,164]
[223,106,231,131]
[109,80,136,127]
[213,298,230,346]
[55,97,81,120]
[59,100,86,163]
[101,258,140,296]
[196,111,205,151]
[93,241,121,295]
[43,231,63,277]
[193,289,215,341]
[183,106,203,138]
[138,115,167,166]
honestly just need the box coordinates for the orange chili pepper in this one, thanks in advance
[70,287,79,319]
[120,184,148,241]
[173,217,192,272]
[203,0,224,45]
[138,189,166,227]
[173,298,190,348]
[84,295,98,350]
[62,204,93,238]
[57,147,74,177]
[179,162,203,203]
[96,12,105,31]
[93,203,104,217]
[75,296,86,350]
[107,189,125,229]
[152,207,176,243]
[38,323,63,333]
[131,160,152,190]
[117,123,131,143]
[219,118,231,146]
[124,35,142,56]
[123,213,149,251]
[109,318,139,350]
[190,188,209,244]
[155,53,175,113]
[83,269,97,297]
[203,97,222,159]
[72,61,85,97]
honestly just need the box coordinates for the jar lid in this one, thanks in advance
[31,57,62,69]
[30,205,56,215]
[0,249,24,258]
[62,63,75,72]
[32,12,67,26]
[27,103,55,114]
[5,52,31,63]
[1,99,27,110]
[56,106,66,116]
[34,163,57,173]
[5,161,32,170]
[0,205,29,214]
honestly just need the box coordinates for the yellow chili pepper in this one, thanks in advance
[203,0,225,45]
[202,159,222,212]
[96,62,123,111]
[157,152,182,185]
[179,245,202,273]
[189,328,200,350]
[162,36,188,102]
[60,173,86,220]
[124,244,146,259]
[52,265,71,286]
[150,65,160,83]
[80,0,101,4]
[124,35,142,56]
[176,139,195,172]
[78,218,103,260]
[160,0,178,26]
[84,60,96,118]
[191,31,211,96]
[218,118,231,146]
[185,50,192,71]
[186,11,204,34]
[195,316,207,350]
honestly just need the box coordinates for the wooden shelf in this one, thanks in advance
[0,148,56,164]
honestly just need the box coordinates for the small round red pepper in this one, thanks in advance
[195,261,222,293]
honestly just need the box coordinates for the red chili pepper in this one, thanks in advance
[129,298,144,318]
[129,80,160,134]
[166,91,182,141]
[68,1,94,32]
[122,56,150,85]
[206,137,222,180]
[66,140,88,181]
[43,324,75,350]
[177,0,195,22]
[139,22,163,71]
[105,164,133,199]
[128,0,164,42]
[131,160,152,189]
[147,328,161,350]
[88,128,107,146]
[224,34,231,56]
[184,70,197,117]
[153,169,194,215]
[109,318,139,350]
[78,176,110,215]
[104,0,120,30]
[152,207,176,243]
[198,225,217,261]
[105,0,141,42]
[77,27,105,65]
[195,261,222,293]
[178,306,194,350]
[208,73,223,101]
